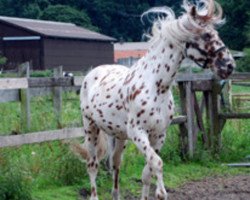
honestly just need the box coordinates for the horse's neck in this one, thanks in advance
[132,37,184,88]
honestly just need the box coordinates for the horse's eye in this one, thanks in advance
[202,33,212,41]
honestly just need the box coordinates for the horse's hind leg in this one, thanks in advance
[110,138,127,200]
[84,118,106,200]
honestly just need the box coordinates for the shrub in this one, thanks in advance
[236,48,250,72]
[0,168,32,200]
[54,143,88,186]
[31,70,53,77]
[0,56,7,65]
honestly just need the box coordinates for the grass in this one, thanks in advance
[33,186,79,200]
[0,93,81,135]
[0,85,249,199]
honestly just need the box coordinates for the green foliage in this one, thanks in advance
[236,48,250,72]
[22,3,41,18]
[0,167,32,200]
[0,0,249,49]
[54,144,88,186]
[160,126,182,165]
[220,119,250,162]
[0,55,7,65]
[0,89,249,198]
[30,70,53,77]
[218,0,250,50]
[40,5,97,30]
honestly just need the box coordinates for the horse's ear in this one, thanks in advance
[190,6,197,19]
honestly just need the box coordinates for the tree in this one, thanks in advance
[218,0,250,50]
[40,5,97,31]
[22,3,41,18]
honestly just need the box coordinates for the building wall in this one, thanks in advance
[43,38,114,71]
[114,50,147,63]
[0,22,114,71]
[0,22,41,70]
[1,40,41,70]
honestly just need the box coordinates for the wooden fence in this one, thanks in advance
[177,72,250,157]
[0,62,250,158]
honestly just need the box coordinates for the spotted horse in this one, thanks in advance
[72,0,235,199]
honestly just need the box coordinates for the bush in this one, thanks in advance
[236,48,250,72]
[31,70,53,77]
[0,168,32,200]
[54,143,88,186]
[0,56,7,65]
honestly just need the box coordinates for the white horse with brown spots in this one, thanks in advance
[72,0,235,199]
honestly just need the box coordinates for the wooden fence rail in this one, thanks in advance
[0,128,83,148]
[0,63,250,158]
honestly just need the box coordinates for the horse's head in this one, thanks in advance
[181,0,235,79]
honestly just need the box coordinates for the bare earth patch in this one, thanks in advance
[124,175,250,200]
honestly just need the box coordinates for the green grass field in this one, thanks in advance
[0,86,249,199]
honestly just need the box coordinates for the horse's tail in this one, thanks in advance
[71,142,90,161]
[71,130,109,162]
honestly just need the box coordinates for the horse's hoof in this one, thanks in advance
[155,189,168,200]
[90,197,99,200]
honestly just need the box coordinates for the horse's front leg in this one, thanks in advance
[128,128,168,200]
[141,132,166,200]
[141,132,167,200]
[141,163,152,200]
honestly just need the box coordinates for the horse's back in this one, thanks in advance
[80,64,129,110]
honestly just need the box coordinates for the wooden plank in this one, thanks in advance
[224,163,250,167]
[28,77,73,88]
[20,62,31,131]
[207,91,213,148]
[185,81,195,158]
[219,113,250,119]
[232,82,250,87]
[211,81,222,152]
[0,128,84,148]
[232,93,250,97]
[230,73,250,80]
[194,92,208,147]
[178,82,189,159]
[0,78,28,89]
[53,66,63,128]
[233,97,250,101]
[228,80,233,111]
[0,89,19,102]
[192,80,212,91]
[176,73,213,82]
[0,87,79,103]
[171,115,187,125]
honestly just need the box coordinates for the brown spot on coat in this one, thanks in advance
[131,89,142,100]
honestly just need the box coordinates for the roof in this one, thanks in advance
[114,42,149,51]
[0,16,116,42]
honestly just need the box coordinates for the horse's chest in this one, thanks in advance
[132,90,174,130]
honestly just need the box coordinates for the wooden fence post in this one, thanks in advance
[185,81,195,158]
[228,80,232,111]
[210,80,222,153]
[53,66,63,128]
[19,62,31,132]
[178,82,189,159]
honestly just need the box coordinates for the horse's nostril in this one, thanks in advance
[227,64,234,74]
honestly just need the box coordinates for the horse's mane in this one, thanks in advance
[142,0,225,48]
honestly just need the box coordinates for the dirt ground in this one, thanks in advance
[79,175,250,200]
[123,175,250,200]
